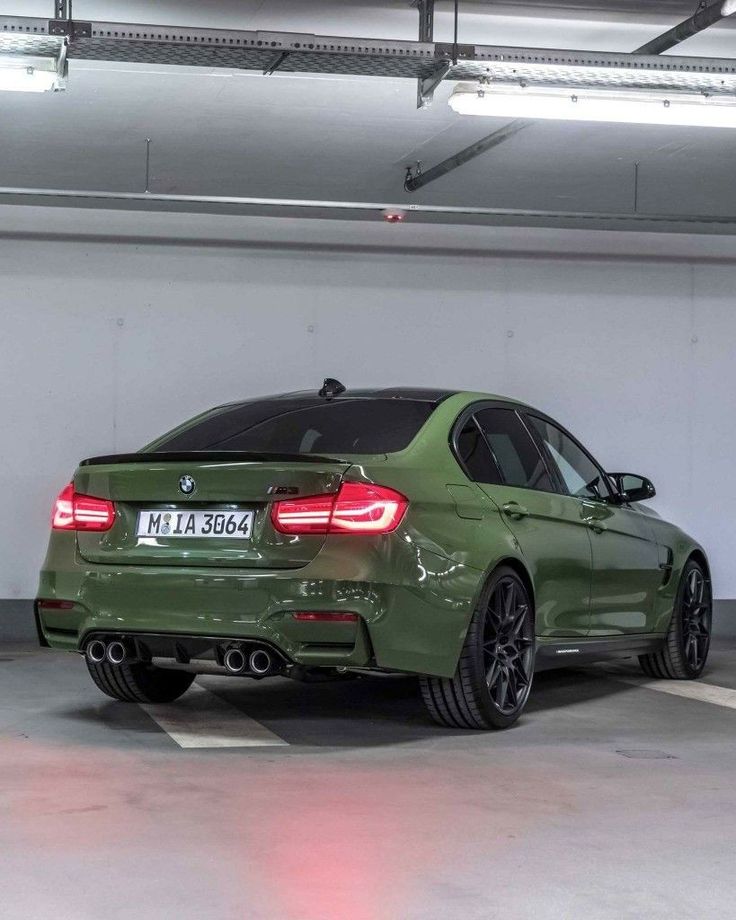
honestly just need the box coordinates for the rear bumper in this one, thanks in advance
[36,532,484,678]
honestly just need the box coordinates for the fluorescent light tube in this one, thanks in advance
[0,55,64,93]
[449,83,736,130]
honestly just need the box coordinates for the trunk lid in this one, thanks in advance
[74,452,350,569]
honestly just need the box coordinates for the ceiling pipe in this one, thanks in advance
[635,0,736,55]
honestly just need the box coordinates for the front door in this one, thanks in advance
[525,414,661,636]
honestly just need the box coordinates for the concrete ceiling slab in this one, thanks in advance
[2,1,736,227]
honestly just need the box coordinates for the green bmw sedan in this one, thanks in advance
[36,382,712,729]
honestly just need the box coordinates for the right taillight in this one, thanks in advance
[52,483,116,532]
[271,482,408,535]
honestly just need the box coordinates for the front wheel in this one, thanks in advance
[87,658,195,703]
[639,559,712,680]
[420,566,535,730]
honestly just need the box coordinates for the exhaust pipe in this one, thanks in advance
[249,649,273,676]
[106,640,127,666]
[86,639,107,664]
[223,647,248,675]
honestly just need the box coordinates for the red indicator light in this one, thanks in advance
[52,483,116,532]
[272,482,408,535]
[36,599,75,610]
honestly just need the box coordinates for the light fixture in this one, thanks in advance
[449,82,736,129]
[0,35,67,94]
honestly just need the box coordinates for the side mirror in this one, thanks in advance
[608,473,656,504]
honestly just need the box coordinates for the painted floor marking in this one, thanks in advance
[606,671,736,712]
[141,683,288,748]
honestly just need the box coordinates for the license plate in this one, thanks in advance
[136,510,254,539]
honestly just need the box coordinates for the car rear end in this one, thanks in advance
[36,389,483,679]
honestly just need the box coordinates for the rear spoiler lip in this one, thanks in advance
[79,451,350,467]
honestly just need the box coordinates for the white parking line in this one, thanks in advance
[141,683,288,748]
[607,672,736,712]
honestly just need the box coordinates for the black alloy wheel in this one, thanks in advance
[420,566,536,730]
[639,559,712,680]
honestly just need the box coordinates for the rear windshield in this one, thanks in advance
[154,398,436,455]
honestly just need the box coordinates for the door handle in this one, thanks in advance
[502,501,530,520]
[587,520,607,534]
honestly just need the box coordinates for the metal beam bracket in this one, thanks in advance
[47,18,92,39]
[264,50,290,76]
[418,59,452,108]
[434,41,475,61]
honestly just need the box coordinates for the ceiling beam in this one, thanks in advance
[3,185,736,235]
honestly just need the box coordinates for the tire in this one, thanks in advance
[639,558,712,680]
[420,566,535,730]
[86,658,195,704]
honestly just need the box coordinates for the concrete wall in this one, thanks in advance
[0,209,734,603]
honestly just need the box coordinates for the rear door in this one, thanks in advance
[459,405,593,638]
[525,414,662,636]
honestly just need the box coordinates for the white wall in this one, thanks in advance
[1,210,734,598]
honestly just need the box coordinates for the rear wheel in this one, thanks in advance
[639,559,711,680]
[86,659,195,703]
[420,566,535,730]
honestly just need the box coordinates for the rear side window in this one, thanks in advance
[155,398,435,455]
[475,408,554,492]
[456,419,502,483]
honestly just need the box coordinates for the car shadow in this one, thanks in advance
[40,658,645,751]
[198,665,638,748]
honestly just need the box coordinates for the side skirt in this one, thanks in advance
[534,635,665,672]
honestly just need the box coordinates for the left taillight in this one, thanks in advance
[271,482,408,536]
[52,482,116,532]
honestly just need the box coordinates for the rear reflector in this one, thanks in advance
[272,482,408,535]
[292,612,359,623]
[52,483,116,532]
[36,599,74,610]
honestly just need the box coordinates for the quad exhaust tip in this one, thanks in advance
[223,646,274,676]
[86,639,107,664]
[223,647,248,675]
[249,649,272,676]
[106,640,127,666]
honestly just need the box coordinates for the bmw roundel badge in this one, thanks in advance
[179,475,196,495]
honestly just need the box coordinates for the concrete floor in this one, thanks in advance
[2,640,736,920]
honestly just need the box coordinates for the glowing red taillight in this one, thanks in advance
[52,483,116,532]
[271,482,408,535]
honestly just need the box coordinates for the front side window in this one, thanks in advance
[527,416,611,502]
[474,408,554,492]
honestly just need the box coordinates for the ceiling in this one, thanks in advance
[3,0,736,227]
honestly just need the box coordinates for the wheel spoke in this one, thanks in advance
[503,582,516,625]
[511,657,529,687]
[511,603,529,637]
[497,669,509,709]
[687,570,698,602]
[486,658,502,690]
[506,667,518,707]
